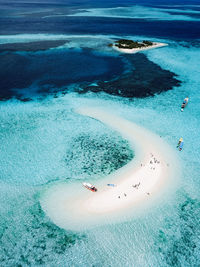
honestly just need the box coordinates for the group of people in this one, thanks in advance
[116,153,161,199]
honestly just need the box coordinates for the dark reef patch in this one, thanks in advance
[0,40,69,52]
[0,49,124,101]
[0,49,180,101]
[65,133,134,178]
[156,196,200,266]
[81,53,181,98]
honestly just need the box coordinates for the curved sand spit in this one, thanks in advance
[40,107,179,231]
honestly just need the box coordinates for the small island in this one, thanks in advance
[111,39,167,54]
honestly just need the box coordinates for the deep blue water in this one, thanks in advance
[0,49,125,99]
[0,0,200,100]
[1,17,199,39]
[1,10,200,39]
[1,0,200,38]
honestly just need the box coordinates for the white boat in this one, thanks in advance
[181,97,189,111]
[83,182,97,192]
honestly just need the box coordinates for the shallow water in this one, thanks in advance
[0,1,200,266]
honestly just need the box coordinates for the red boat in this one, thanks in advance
[83,182,97,192]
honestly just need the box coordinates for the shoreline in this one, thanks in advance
[40,107,179,231]
[113,42,168,54]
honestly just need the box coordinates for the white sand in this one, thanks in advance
[113,42,168,54]
[40,107,179,231]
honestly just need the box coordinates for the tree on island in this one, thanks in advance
[114,39,153,49]
[143,40,153,46]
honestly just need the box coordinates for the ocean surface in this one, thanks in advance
[0,0,200,266]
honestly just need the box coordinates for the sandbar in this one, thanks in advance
[40,107,179,231]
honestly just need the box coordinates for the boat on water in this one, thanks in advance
[177,137,183,148]
[177,138,184,151]
[83,182,97,192]
[179,141,184,151]
[181,97,189,111]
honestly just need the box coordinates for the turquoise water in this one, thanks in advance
[1,38,200,264]
[1,38,200,266]
[0,2,200,266]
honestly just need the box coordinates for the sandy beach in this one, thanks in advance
[113,42,168,54]
[40,107,179,231]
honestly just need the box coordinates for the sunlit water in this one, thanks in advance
[0,2,200,266]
